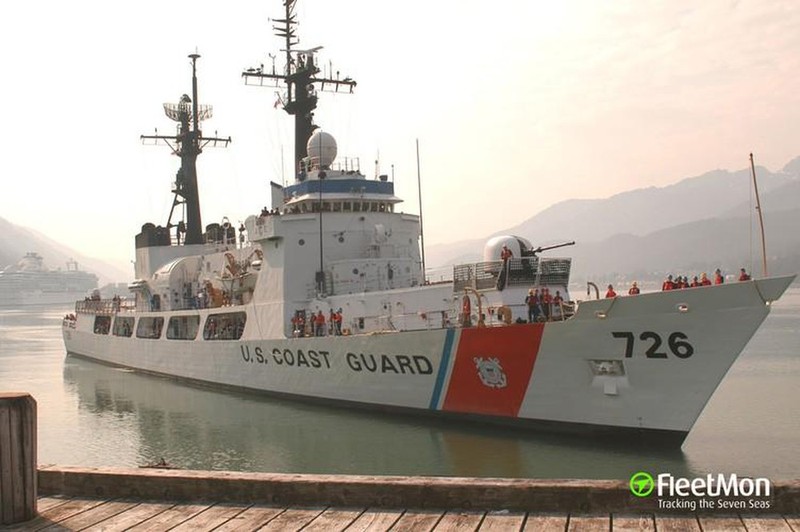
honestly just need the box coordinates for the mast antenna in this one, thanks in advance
[416,139,427,283]
[141,54,231,245]
[242,0,357,177]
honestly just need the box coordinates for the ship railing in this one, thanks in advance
[75,298,135,315]
[453,257,572,292]
[302,157,362,175]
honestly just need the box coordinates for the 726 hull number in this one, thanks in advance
[612,331,694,359]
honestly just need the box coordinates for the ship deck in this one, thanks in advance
[9,495,798,531]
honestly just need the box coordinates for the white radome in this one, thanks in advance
[483,235,532,262]
[307,130,337,169]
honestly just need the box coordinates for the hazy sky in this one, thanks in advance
[1,1,798,272]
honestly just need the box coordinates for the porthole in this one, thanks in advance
[352,268,359,275]
[299,239,305,246]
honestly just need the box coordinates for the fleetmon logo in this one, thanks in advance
[630,471,655,497]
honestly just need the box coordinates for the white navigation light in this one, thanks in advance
[307,130,337,169]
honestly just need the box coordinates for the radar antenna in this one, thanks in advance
[242,0,357,174]
[141,54,232,246]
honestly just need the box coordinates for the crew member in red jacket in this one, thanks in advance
[542,288,553,320]
[605,284,617,298]
[314,310,326,336]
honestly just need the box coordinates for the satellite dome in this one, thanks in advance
[307,130,337,169]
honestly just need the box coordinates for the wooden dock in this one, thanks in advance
[0,467,787,530]
[2,495,798,531]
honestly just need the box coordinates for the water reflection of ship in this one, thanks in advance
[63,355,688,478]
[64,354,456,473]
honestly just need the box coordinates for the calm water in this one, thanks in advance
[1,289,798,480]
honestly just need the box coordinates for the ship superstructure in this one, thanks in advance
[62,1,795,445]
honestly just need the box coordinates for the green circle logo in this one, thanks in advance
[629,471,655,497]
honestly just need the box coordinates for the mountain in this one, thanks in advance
[425,157,800,282]
[571,207,800,284]
[507,167,793,245]
[0,216,130,284]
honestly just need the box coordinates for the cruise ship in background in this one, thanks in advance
[0,252,98,307]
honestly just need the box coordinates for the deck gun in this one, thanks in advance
[527,241,576,257]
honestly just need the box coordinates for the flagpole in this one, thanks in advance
[749,153,768,277]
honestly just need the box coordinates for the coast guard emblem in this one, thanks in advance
[474,357,507,389]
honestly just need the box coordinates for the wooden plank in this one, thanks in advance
[213,505,286,531]
[653,515,701,532]
[35,497,108,525]
[345,508,404,532]
[0,514,54,531]
[84,501,176,532]
[739,515,794,532]
[611,513,654,531]
[783,516,800,530]
[480,510,527,531]
[0,395,37,526]
[256,506,326,531]
[567,514,609,532]
[126,502,212,531]
[170,503,250,531]
[41,500,138,531]
[434,510,485,531]
[522,513,568,531]
[7,405,24,523]
[302,507,365,531]
[697,514,746,531]
[391,509,446,532]
[20,395,36,518]
[35,496,72,513]
[0,404,13,525]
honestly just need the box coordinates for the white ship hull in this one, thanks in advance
[63,276,794,444]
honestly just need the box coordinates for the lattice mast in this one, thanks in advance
[141,54,231,246]
[242,0,357,174]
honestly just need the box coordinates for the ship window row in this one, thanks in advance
[95,312,246,341]
[287,201,394,214]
